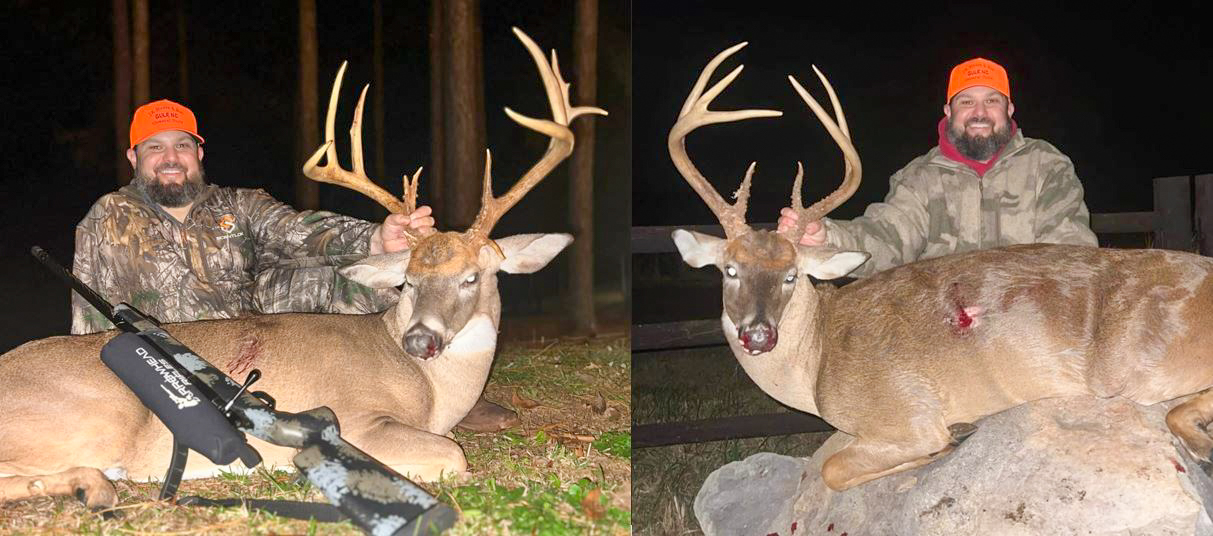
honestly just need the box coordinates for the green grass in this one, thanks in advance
[0,338,631,535]
[443,476,630,535]
[593,431,632,459]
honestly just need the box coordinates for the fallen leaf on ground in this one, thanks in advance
[581,489,605,520]
[551,431,596,442]
[590,393,607,414]
[511,389,541,409]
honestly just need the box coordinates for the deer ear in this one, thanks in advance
[796,246,868,280]
[338,251,412,288]
[672,229,725,268]
[491,233,574,274]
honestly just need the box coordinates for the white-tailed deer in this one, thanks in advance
[670,42,1213,491]
[0,27,605,509]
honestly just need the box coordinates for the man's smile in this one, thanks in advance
[965,121,993,136]
[156,167,186,182]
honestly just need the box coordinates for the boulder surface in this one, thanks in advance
[695,397,1213,536]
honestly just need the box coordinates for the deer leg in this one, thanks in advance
[346,420,468,482]
[821,432,953,491]
[0,468,116,511]
[1165,388,1213,476]
[948,422,978,446]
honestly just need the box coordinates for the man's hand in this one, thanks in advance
[777,207,827,246]
[370,205,436,255]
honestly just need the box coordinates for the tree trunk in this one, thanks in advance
[112,0,132,185]
[428,0,446,225]
[132,0,148,106]
[570,0,600,334]
[296,0,319,209]
[177,1,188,102]
[441,0,484,229]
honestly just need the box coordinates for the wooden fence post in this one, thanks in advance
[1153,176,1193,251]
[1195,174,1213,256]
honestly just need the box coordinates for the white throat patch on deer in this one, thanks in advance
[667,41,1213,497]
[667,41,868,355]
[301,26,602,360]
[0,27,602,513]
[338,232,573,360]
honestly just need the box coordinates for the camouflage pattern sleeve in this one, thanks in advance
[237,189,399,315]
[1033,153,1098,247]
[821,169,931,278]
[237,189,378,267]
[70,204,115,334]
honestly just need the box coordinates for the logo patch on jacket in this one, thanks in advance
[214,214,244,241]
[217,214,236,233]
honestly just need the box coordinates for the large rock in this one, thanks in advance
[694,452,809,536]
[695,397,1213,536]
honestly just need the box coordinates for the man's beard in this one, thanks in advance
[133,164,207,207]
[946,118,1013,161]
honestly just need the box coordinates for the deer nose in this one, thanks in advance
[737,322,778,355]
[404,325,444,360]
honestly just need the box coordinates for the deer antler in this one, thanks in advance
[463,27,608,247]
[668,42,783,239]
[302,61,425,246]
[778,65,862,243]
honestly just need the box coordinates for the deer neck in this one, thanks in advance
[381,288,503,434]
[723,278,824,416]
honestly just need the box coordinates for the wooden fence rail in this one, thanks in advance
[633,174,1211,448]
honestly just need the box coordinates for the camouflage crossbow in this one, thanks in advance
[32,246,456,535]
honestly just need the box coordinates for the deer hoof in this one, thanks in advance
[73,484,118,514]
[1200,458,1213,478]
[456,399,520,432]
[948,422,978,446]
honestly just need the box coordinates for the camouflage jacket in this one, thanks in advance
[71,184,397,334]
[823,128,1098,278]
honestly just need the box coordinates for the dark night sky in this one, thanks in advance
[633,2,1211,227]
[0,1,631,353]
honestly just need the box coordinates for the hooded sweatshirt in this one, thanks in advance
[821,121,1098,278]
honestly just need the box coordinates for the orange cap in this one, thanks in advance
[946,58,1010,102]
[129,99,204,149]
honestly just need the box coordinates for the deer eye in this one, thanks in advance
[784,273,796,284]
[725,266,737,278]
[463,274,478,286]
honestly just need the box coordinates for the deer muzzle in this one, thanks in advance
[737,321,778,355]
[404,325,445,360]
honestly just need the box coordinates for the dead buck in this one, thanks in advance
[0,27,605,509]
[669,42,1213,491]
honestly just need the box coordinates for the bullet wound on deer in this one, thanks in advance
[667,41,1213,492]
[0,28,603,513]
[945,282,983,332]
[226,335,262,375]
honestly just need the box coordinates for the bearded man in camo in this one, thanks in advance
[70,99,517,432]
[778,57,1098,278]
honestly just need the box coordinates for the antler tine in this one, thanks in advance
[784,67,862,235]
[350,84,370,179]
[464,28,608,242]
[811,65,849,138]
[303,62,416,216]
[403,166,423,216]
[779,161,808,241]
[668,42,782,239]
